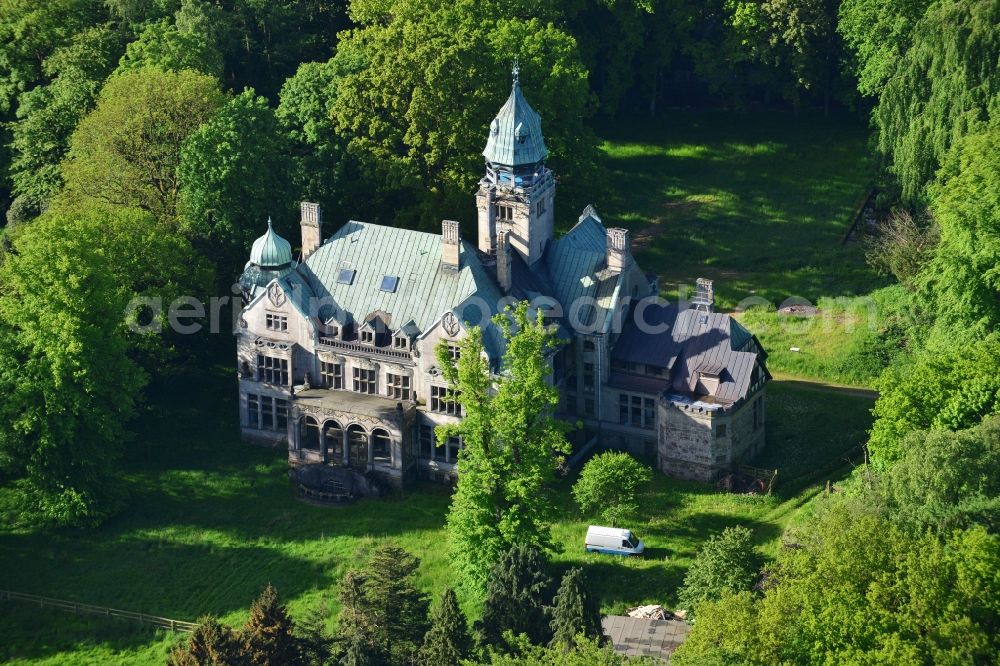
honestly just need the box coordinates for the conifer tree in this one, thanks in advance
[335,544,430,664]
[549,568,603,651]
[418,587,472,665]
[296,596,334,666]
[477,544,554,648]
[240,583,298,665]
[168,615,240,666]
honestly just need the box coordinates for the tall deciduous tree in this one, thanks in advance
[869,334,1000,467]
[673,499,1000,664]
[0,204,203,526]
[573,452,652,526]
[60,67,224,223]
[0,0,104,114]
[549,567,603,651]
[872,0,999,203]
[838,0,932,97]
[885,415,1000,533]
[437,302,572,591]
[277,59,350,221]
[477,544,555,648]
[329,0,597,227]
[7,25,122,216]
[920,126,1000,332]
[418,587,472,665]
[178,88,293,273]
[114,0,225,78]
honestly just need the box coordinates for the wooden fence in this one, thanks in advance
[0,589,197,633]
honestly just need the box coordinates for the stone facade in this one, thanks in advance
[235,73,769,489]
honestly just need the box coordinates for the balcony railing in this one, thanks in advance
[318,336,413,362]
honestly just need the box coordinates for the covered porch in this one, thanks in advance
[289,389,416,487]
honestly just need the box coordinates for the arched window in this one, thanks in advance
[300,416,320,451]
[372,429,391,464]
[323,420,343,463]
[347,425,368,468]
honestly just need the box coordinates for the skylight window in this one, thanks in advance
[379,275,399,293]
[336,268,356,285]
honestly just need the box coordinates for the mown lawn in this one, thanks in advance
[0,365,873,664]
[588,110,882,309]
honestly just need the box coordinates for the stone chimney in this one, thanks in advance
[300,202,322,261]
[693,278,715,313]
[441,220,460,270]
[607,227,632,273]
[496,230,512,292]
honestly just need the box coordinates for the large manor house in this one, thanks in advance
[236,73,770,489]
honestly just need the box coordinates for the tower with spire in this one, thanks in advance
[476,63,555,266]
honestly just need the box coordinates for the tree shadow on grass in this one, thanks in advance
[0,606,177,665]
[0,538,332,663]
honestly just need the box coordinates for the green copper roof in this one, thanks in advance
[299,221,506,358]
[483,71,548,168]
[249,219,294,269]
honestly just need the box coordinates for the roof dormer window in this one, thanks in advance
[360,329,374,345]
[394,335,408,350]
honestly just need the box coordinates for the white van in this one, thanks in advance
[585,525,645,556]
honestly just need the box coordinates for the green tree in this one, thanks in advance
[677,526,759,618]
[295,596,334,666]
[329,0,597,227]
[115,0,225,77]
[673,498,1000,664]
[0,0,103,113]
[0,217,140,526]
[920,126,1000,332]
[168,615,241,666]
[572,452,652,526]
[437,302,572,591]
[336,544,430,665]
[885,415,1000,533]
[178,88,293,272]
[0,204,204,526]
[277,59,349,220]
[872,0,999,203]
[477,544,554,648]
[240,584,298,666]
[335,570,383,664]
[60,66,224,223]
[481,635,652,665]
[549,567,603,652]
[869,334,1000,467]
[8,24,122,215]
[418,587,471,665]
[838,0,932,97]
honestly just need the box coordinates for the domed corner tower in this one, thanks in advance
[476,64,555,266]
[239,218,296,303]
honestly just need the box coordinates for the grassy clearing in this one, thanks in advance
[735,297,879,386]
[591,110,882,309]
[0,367,873,664]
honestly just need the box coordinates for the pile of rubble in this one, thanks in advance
[625,604,687,621]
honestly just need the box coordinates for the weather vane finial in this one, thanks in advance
[512,58,519,87]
